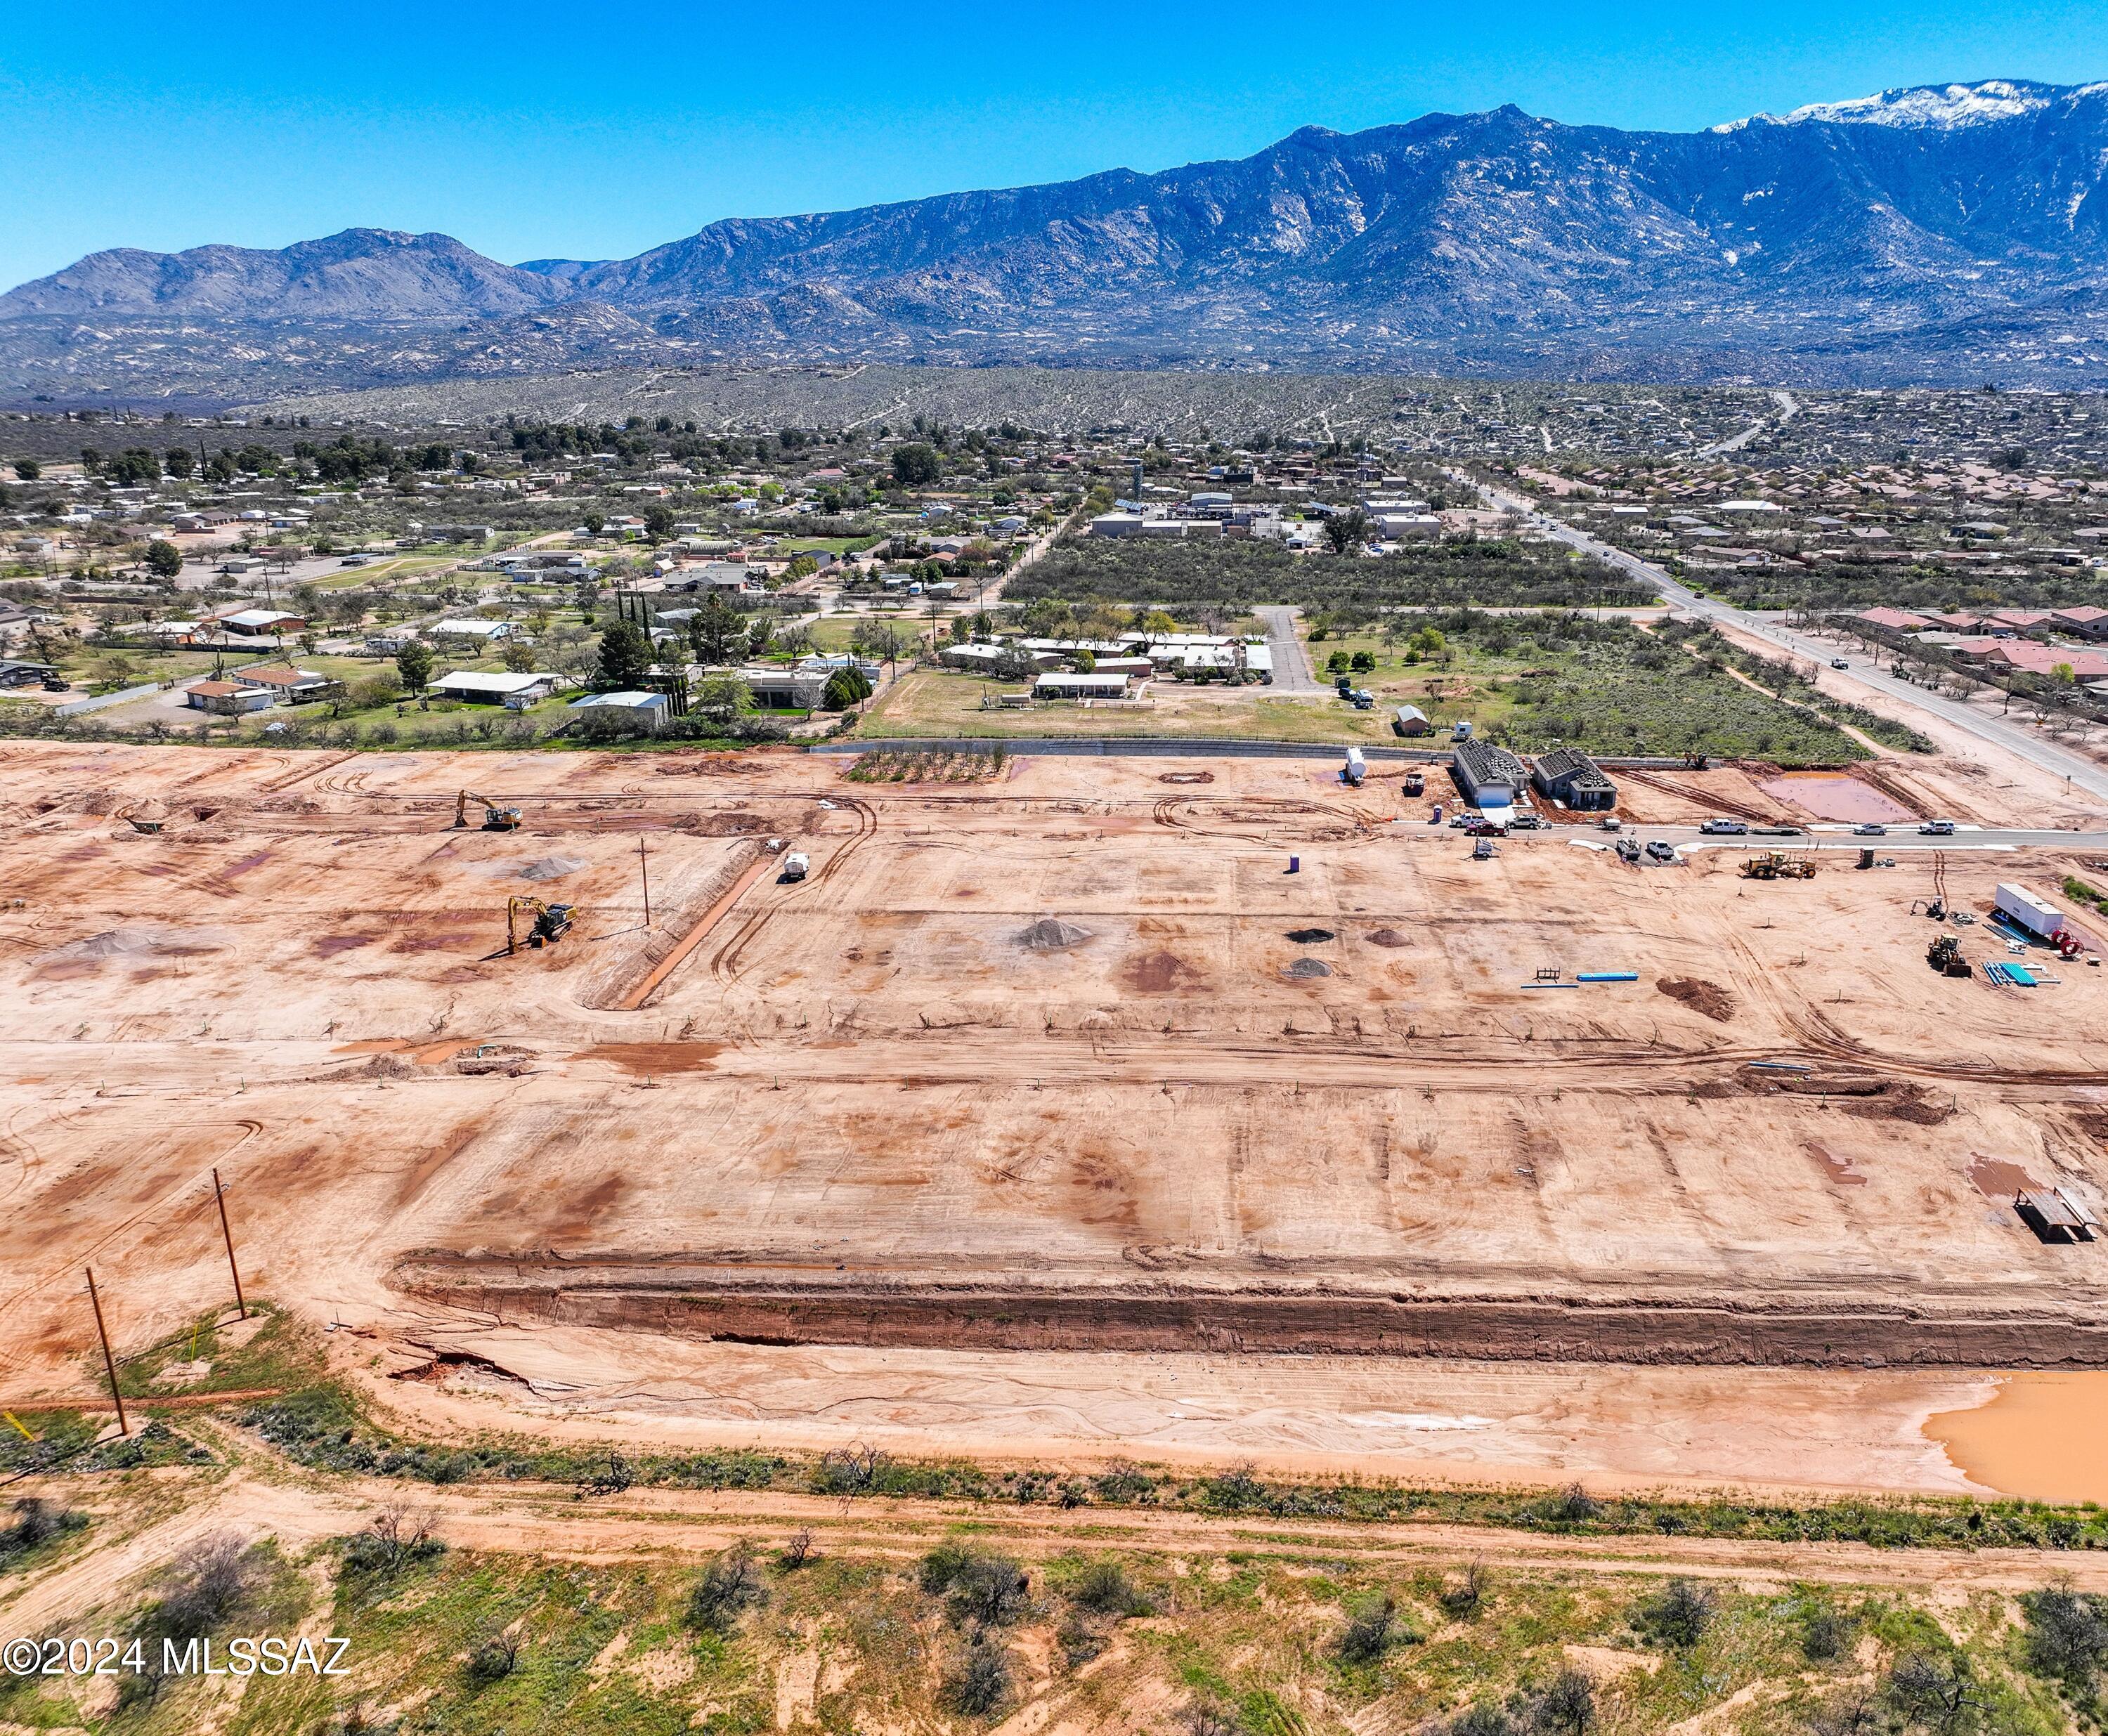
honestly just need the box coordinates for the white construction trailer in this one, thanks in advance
[1995,882,2066,941]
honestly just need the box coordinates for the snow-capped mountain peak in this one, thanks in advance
[1715,78,2102,133]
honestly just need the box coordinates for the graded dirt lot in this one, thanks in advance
[5,742,2108,1496]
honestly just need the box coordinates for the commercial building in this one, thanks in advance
[1531,748,1618,811]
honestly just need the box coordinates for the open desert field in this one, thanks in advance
[4,740,2108,1503]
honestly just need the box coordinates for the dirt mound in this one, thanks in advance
[1844,1082,1956,1126]
[680,811,767,836]
[1287,927,1336,944]
[1017,918,1093,951]
[518,854,590,882]
[1656,977,1737,1022]
[1365,928,1410,948]
[351,1054,417,1080]
[1282,957,1333,978]
[44,925,233,963]
[1157,771,1214,785]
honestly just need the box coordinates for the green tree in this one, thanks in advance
[144,540,183,580]
[502,641,535,673]
[162,447,194,478]
[582,511,606,535]
[12,459,38,481]
[687,593,744,665]
[395,641,435,693]
[643,503,676,540]
[891,443,942,487]
[821,666,873,711]
[1323,508,1371,554]
[596,618,654,689]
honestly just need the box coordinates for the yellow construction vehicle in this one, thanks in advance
[1740,851,1817,881]
[506,896,575,954]
[457,790,523,831]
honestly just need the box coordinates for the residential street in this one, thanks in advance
[1469,473,2108,807]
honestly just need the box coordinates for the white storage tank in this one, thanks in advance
[1343,747,1366,786]
[1995,882,2065,940]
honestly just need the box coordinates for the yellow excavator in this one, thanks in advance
[507,896,575,954]
[456,790,523,831]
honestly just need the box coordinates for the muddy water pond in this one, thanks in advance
[1757,772,1915,824]
[1925,1373,2108,1503]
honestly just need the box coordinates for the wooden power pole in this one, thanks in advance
[213,1167,247,1319]
[639,836,651,928]
[85,1268,126,1437]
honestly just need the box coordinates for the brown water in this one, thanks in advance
[1925,1373,2108,1503]
[1757,772,1915,824]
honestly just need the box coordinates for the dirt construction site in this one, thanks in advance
[8,738,2108,1500]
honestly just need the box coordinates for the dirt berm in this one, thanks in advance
[392,1253,2108,1369]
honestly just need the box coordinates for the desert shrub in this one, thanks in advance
[1071,1559,1148,1616]
[0,1497,84,1565]
[945,1635,1014,1715]
[1634,1578,1715,1650]
[465,1630,519,1683]
[2022,1587,2108,1688]
[922,1546,1029,1626]
[689,1541,767,1633]
[1338,1592,1403,1664]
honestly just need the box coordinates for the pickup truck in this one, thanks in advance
[1919,820,1957,836]
[1830,658,1849,670]
[1698,818,1749,835]
[1645,840,1679,863]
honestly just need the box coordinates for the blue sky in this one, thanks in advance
[1,1,2102,291]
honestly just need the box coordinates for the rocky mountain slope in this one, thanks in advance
[5,79,2105,397]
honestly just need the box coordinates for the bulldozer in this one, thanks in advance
[1740,851,1816,881]
[506,896,575,954]
[456,790,523,832]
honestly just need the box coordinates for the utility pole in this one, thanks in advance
[86,1268,126,1437]
[213,1167,247,1320]
[639,835,651,928]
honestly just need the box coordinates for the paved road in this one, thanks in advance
[1255,605,1326,694]
[1465,472,2108,806]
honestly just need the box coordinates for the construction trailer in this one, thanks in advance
[1995,882,2067,942]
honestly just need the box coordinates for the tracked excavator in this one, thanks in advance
[456,790,523,831]
[506,896,575,954]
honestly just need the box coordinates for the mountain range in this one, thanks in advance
[6,78,2107,400]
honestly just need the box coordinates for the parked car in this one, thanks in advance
[1698,818,1749,835]
[1852,823,1887,837]
[1645,840,1678,862]
[1509,814,1543,831]
[1920,819,1956,836]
